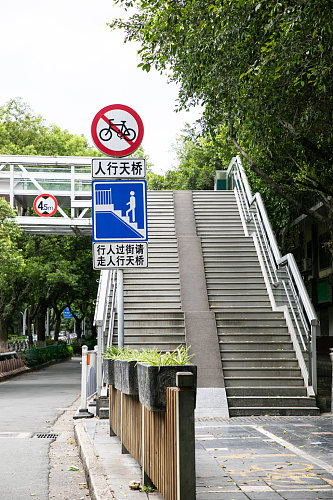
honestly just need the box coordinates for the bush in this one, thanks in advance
[70,338,96,354]
[23,344,72,367]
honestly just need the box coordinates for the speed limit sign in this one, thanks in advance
[33,194,58,217]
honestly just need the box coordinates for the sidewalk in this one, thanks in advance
[75,407,333,500]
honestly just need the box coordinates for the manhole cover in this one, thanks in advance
[33,433,59,439]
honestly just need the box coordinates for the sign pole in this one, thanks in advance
[117,270,124,348]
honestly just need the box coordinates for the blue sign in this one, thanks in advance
[92,180,148,242]
[64,307,73,319]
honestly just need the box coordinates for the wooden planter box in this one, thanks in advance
[103,358,115,386]
[137,363,197,411]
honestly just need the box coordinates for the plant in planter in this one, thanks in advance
[137,346,197,411]
[103,346,124,386]
[104,347,142,395]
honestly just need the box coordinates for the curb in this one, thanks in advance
[74,421,114,500]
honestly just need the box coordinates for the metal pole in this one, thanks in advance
[311,322,318,393]
[81,345,88,411]
[117,270,124,348]
[10,164,14,208]
[45,308,50,337]
[73,345,94,419]
[96,325,103,397]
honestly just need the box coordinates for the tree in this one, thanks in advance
[0,98,98,156]
[0,98,101,346]
[110,0,333,236]
[147,124,236,190]
[0,199,27,351]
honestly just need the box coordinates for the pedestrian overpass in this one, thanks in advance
[0,154,320,416]
[0,154,92,235]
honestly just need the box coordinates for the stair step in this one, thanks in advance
[220,342,293,350]
[223,368,302,377]
[124,304,182,310]
[228,407,320,416]
[227,396,318,408]
[121,334,185,342]
[124,285,180,290]
[224,377,305,387]
[219,334,290,341]
[221,350,296,359]
[124,291,180,297]
[217,325,289,332]
[123,312,184,320]
[124,296,180,303]
[222,359,299,368]
[226,387,308,397]
[215,312,284,319]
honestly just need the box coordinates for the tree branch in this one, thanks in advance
[229,133,329,227]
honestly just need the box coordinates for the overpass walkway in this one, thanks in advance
[0,155,320,416]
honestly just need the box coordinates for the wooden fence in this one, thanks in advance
[109,372,196,500]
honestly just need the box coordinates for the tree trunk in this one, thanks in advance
[75,317,82,340]
[0,316,8,352]
[54,311,62,343]
[36,298,47,347]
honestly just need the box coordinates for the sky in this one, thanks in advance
[0,0,202,174]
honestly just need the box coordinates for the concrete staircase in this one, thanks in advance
[113,191,186,351]
[192,190,319,416]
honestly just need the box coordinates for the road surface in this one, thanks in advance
[0,358,82,500]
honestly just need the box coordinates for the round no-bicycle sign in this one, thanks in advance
[91,104,144,157]
[33,193,58,217]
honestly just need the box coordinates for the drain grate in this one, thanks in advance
[34,433,59,439]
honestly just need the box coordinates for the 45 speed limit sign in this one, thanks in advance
[33,194,58,217]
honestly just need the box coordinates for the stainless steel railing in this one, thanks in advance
[93,269,119,397]
[227,156,318,392]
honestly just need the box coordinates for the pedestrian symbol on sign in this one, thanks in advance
[126,191,136,222]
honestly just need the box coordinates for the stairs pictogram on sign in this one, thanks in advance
[92,180,147,242]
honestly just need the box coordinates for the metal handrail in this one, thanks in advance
[227,156,318,392]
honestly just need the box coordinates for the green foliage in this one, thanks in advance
[0,98,99,156]
[148,124,237,190]
[104,345,194,366]
[0,98,100,348]
[110,0,333,231]
[0,198,26,348]
[24,344,72,367]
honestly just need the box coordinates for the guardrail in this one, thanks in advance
[227,156,319,393]
[0,351,28,378]
[93,269,119,400]
[109,372,196,500]
[7,340,36,352]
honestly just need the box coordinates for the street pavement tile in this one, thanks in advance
[276,489,333,499]
[196,476,237,488]
[244,492,285,500]
[196,492,250,499]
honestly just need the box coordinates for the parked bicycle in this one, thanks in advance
[99,119,136,142]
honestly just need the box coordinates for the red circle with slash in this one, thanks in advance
[91,104,144,157]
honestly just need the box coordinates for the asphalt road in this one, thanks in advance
[0,358,82,500]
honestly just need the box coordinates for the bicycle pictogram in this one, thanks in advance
[99,119,137,143]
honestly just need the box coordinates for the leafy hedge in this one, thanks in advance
[24,344,73,367]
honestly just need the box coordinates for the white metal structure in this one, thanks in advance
[0,155,93,235]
